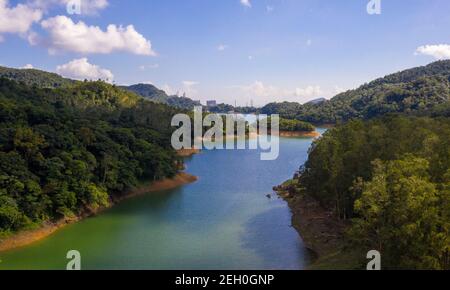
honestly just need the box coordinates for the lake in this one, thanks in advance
[0,129,325,270]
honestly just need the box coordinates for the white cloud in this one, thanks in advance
[240,0,251,8]
[295,85,322,98]
[332,86,347,95]
[266,5,274,13]
[248,55,254,61]
[161,84,176,96]
[159,81,199,98]
[217,44,228,51]
[21,64,34,69]
[306,39,312,46]
[56,58,114,82]
[241,81,278,98]
[182,81,199,87]
[231,81,327,105]
[241,82,321,99]
[41,15,155,55]
[0,0,42,41]
[183,81,200,98]
[415,44,450,60]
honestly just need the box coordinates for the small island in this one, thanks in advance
[259,117,320,138]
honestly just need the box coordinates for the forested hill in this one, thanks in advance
[121,83,168,103]
[122,83,202,110]
[261,60,450,123]
[0,66,75,88]
[0,78,181,237]
[0,66,201,110]
[291,115,450,269]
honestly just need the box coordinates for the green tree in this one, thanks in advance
[350,157,449,269]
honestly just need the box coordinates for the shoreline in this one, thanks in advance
[0,172,198,253]
[278,130,320,138]
[176,148,201,157]
[274,180,362,269]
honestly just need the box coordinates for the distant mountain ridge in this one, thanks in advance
[261,60,450,123]
[121,83,202,110]
[0,66,201,110]
[0,66,75,88]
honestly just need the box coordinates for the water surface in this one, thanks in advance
[0,130,325,270]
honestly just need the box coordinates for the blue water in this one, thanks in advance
[0,130,325,270]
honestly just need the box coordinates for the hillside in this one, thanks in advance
[282,115,450,269]
[0,78,181,238]
[122,83,202,110]
[261,60,450,123]
[0,67,201,110]
[121,84,168,103]
[0,66,75,88]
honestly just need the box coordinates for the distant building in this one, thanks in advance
[207,100,217,107]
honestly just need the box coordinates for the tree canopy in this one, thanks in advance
[261,60,450,124]
[0,78,181,237]
[292,115,450,269]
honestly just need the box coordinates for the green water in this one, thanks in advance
[0,131,324,270]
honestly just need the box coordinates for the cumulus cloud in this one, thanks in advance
[182,81,200,97]
[332,86,347,95]
[21,64,34,69]
[241,81,278,98]
[41,15,155,55]
[160,81,199,98]
[240,0,251,8]
[182,81,199,87]
[161,84,176,96]
[56,58,114,82]
[295,85,322,98]
[415,44,450,60]
[233,81,326,105]
[0,0,42,40]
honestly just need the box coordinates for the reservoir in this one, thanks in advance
[0,129,325,270]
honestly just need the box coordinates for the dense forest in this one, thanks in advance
[261,60,450,123]
[278,118,315,132]
[1,61,449,269]
[288,114,449,269]
[207,103,258,114]
[0,78,181,237]
[122,83,202,110]
[275,61,450,269]
[0,66,75,88]
[0,67,202,110]
[259,117,315,132]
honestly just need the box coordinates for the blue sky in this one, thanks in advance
[1,0,450,106]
